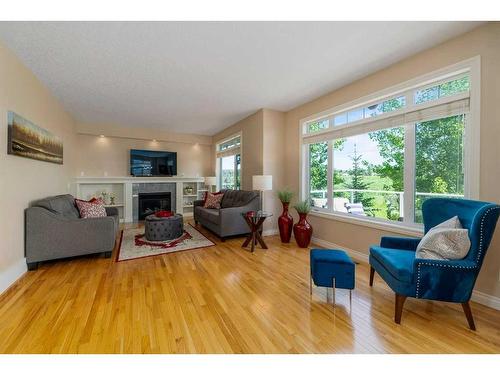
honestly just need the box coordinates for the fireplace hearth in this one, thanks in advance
[138,192,171,220]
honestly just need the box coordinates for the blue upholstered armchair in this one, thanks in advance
[369,198,500,330]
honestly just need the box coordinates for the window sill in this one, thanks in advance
[309,210,424,237]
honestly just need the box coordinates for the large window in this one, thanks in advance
[301,64,477,229]
[216,134,241,190]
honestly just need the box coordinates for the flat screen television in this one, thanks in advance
[130,149,177,177]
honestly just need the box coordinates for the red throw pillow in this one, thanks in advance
[155,210,174,218]
[203,192,224,209]
[203,191,223,205]
[75,199,107,218]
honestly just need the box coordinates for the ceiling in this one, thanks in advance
[0,22,482,135]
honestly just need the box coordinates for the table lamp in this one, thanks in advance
[252,175,273,211]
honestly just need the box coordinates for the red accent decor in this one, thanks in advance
[155,210,174,218]
[204,192,224,209]
[278,202,293,243]
[293,213,313,248]
[75,199,107,218]
[134,231,192,248]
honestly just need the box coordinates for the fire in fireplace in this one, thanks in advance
[138,192,172,220]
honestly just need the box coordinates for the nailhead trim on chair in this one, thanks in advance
[415,206,499,298]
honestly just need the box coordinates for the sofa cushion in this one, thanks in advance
[195,207,220,225]
[204,192,224,209]
[220,190,258,208]
[75,199,107,218]
[370,246,415,283]
[34,194,80,219]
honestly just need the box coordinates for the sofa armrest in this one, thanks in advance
[380,236,421,251]
[105,206,119,217]
[193,200,204,208]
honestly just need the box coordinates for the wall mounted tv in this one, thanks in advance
[130,149,177,177]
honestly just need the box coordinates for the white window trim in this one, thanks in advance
[215,131,243,190]
[299,56,481,233]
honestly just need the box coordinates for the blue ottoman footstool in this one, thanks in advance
[310,249,355,307]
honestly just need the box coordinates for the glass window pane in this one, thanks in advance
[218,136,241,152]
[414,115,465,223]
[439,76,470,98]
[415,76,469,104]
[309,142,328,209]
[415,86,439,104]
[307,119,329,133]
[334,113,347,126]
[332,127,404,222]
[364,96,406,119]
[347,108,363,123]
[220,155,236,189]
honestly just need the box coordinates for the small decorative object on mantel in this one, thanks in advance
[277,189,294,243]
[293,200,313,248]
[101,191,108,205]
[7,111,63,164]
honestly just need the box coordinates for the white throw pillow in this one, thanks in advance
[415,216,471,260]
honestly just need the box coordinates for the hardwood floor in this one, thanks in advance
[1,222,500,354]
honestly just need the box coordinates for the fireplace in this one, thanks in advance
[138,192,171,220]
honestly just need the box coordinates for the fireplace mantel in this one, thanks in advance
[74,176,205,222]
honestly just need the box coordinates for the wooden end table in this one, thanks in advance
[241,211,273,252]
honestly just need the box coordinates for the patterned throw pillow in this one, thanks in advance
[203,192,224,209]
[415,216,471,260]
[75,199,107,218]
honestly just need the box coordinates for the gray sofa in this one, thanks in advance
[25,194,119,270]
[194,189,259,240]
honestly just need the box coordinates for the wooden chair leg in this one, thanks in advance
[462,301,476,331]
[369,266,375,286]
[395,294,407,324]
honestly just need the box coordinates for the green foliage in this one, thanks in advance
[309,139,345,191]
[294,200,311,214]
[277,189,294,203]
[345,144,374,213]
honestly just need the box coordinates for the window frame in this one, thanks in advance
[299,57,480,235]
[215,132,243,190]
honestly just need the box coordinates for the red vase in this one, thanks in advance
[278,202,293,243]
[293,213,313,248]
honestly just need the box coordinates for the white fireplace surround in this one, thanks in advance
[75,176,205,222]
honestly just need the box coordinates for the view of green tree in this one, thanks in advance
[345,144,374,210]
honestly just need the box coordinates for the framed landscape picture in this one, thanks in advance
[7,111,63,164]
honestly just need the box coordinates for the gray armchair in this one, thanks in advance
[25,194,119,270]
[194,189,259,240]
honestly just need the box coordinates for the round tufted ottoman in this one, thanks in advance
[144,214,184,241]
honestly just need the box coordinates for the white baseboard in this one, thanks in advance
[0,258,27,296]
[262,229,279,237]
[471,290,500,310]
[311,236,500,311]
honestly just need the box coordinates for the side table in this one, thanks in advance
[241,211,273,252]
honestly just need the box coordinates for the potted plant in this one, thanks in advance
[277,189,294,243]
[293,200,313,248]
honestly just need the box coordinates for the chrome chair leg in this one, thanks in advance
[332,277,336,307]
[349,289,352,310]
[309,274,312,296]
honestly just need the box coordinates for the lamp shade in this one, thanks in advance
[252,175,272,191]
[204,176,216,186]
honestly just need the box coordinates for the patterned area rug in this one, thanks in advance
[116,224,215,261]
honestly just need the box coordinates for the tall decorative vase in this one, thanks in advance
[293,213,313,248]
[278,202,293,243]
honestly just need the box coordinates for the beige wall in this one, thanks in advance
[262,109,286,230]
[0,41,78,292]
[76,134,213,178]
[213,110,264,190]
[284,23,500,298]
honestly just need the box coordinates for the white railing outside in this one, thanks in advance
[310,188,463,217]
